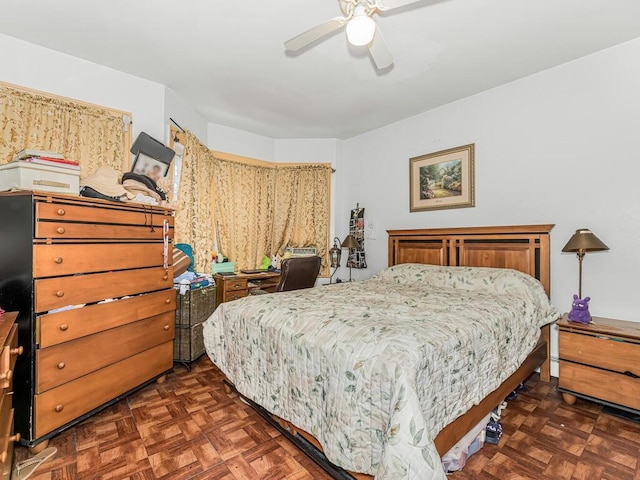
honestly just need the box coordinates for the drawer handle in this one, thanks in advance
[165,298,171,304]
[0,370,12,381]
[57,227,66,234]
[56,291,65,298]
[57,208,66,216]
[57,362,66,370]
[8,433,20,443]
[163,274,169,281]
[10,346,23,356]
[55,404,64,413]
[54,257,63,264]
[163,325,170,330]
[233,283,242,288]
[59,324,69,331]
[624,370,640,379]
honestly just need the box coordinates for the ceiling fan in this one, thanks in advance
[285,0,424,70]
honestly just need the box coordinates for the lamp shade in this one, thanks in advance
[562,229,609,253]
[341,234,360,249]
[346,6,375,46]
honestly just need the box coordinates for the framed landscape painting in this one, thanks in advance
[409,143,475,212]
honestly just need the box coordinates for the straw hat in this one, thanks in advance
[80,167,129,198]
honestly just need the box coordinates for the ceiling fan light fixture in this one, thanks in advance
[346,6,375,46]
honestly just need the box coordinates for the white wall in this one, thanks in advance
[207,122,275,161]
[164,87,208,142]
[338,38,640,373]
[0,33,166,145]
[274,138,338,165]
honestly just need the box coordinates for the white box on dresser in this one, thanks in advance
[0,161,80,195]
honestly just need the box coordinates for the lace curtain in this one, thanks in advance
[173,131,216,272]
[175,131,331,275]
[0,83,131,173]
[272,165,331,274]
[212,158,276,272]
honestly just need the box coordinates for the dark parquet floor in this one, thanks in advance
[14,355,640,480]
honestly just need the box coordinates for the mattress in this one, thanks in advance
[203,264,558,479]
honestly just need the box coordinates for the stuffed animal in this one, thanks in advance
[567,294,591,324]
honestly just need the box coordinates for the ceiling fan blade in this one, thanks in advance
[284,16,348,51]
[368,25,393,69]
[376,0,422,11]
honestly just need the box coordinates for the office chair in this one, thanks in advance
[275,255,322,292]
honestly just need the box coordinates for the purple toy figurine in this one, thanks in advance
[567,294,591,324]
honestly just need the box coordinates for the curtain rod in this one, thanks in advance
[169,117,185,133]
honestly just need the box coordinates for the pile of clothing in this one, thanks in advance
[79,167,170,206]
[173,243,211,294]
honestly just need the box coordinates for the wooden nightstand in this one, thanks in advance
[557,314,640,414]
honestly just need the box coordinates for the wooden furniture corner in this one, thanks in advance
[0,311,22,479]
[558,314,640,414]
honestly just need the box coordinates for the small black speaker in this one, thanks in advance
[131,132,175,164]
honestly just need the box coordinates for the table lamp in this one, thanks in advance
[562,228,609,299]
[341,234,360,282]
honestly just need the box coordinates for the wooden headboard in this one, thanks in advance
[387,224,554,296]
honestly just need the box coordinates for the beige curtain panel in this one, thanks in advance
[0,83,131,173]
[212,158,276,273]
[174,131,331,275]
[272,165,331,273]
[173,131,217,273]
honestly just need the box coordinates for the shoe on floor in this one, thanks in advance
[11,447,57,480]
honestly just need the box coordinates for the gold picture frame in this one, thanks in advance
[409,143,475,212]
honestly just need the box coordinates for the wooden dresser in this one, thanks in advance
[214,272,280,305]
[0,312,21,479]
[0,191,175,450]
[558,314,640,413]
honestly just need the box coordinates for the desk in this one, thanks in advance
[214,272,281,305]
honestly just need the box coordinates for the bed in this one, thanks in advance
[203,224,558,479]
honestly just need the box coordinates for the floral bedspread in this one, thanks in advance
[203,264,558,479]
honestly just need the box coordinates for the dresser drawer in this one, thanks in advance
[36,202,173,232]
[559,360,640,411]
[559,330,640,374]
[36,220,173,241]
[223,278,248,292]
[0,402,14,476]
[34,341,172,438]
[34,243,166,277]
[0,325,18,393]
[36,312,175,393]
[38,289,175,347]
[223,290,248,302]
[34,266,173,312]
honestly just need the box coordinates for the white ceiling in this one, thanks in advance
[2,0,640,139]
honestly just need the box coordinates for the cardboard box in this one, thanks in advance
[0,161,80,195]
